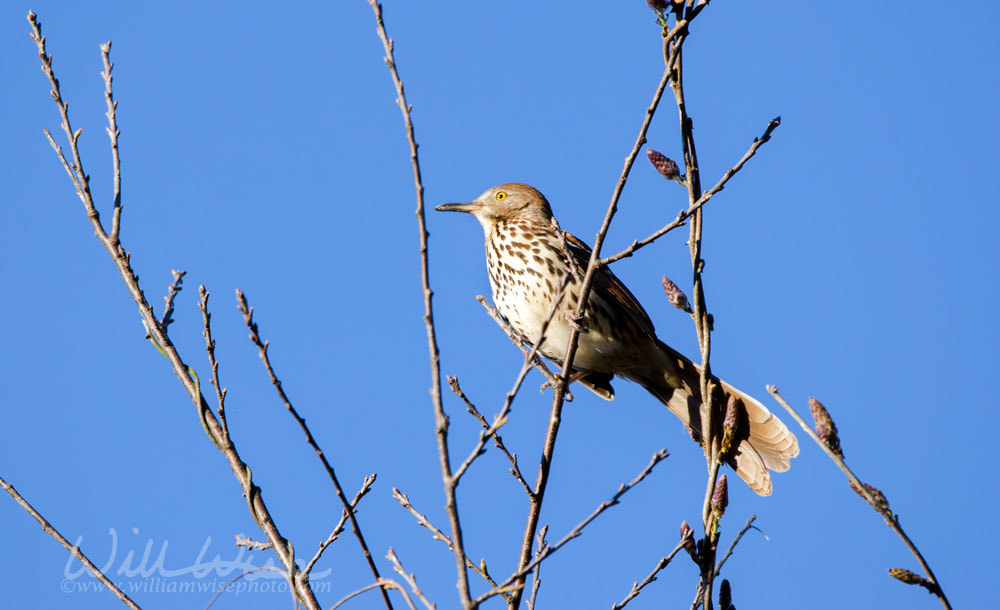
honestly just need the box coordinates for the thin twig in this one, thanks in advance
[331,579,418,610]
[451,272,571,483]
[364,2,471,607]
[477,297,567,399]
[100,41,122,245]
[479,450,669,606]
[715,515,756,574]
[203,566,288,610]
[160,269,185,328]
[448,376,533,496]
[392,488,501,592]
[1,475,142,610]
[387,549,436,610]
[612,531,693,610]
[236,291,388,606]
[526,525,548,610]
[304,474,377,576]
[27,13,319,608]
[234,534,272,551]
[766,387,952,610]
[197,286,228,435]
[599,118,781,266]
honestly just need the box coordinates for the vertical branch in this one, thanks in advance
[364,2,472,607]
[100,42,122,245]
[665,3,720,609]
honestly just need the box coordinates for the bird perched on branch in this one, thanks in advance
[436,183,798,495]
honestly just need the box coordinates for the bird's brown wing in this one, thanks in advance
[563,232,657,337]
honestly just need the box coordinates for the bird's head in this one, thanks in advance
[435,183,553,232]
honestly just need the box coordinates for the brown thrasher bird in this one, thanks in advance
[436,183,798,495]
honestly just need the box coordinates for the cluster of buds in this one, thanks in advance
[647,148,687,185]
[809,397,843,458]
[662,275,693,313]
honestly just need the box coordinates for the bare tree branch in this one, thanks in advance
[160,269,185,328]
[525,526,548,610]
[197,286,229,435]
[304,474,378,577]
[477,297,567,400]
[448,376,533,496]
[1,475,142,610]
[236,290,388,603]
[27,13,320,608]
[203,566,288,610]
[599,118,781,266]
[451,273,571,483]
[99,41,122,245]
[331,579,418,610]
[479,450,669,606]
[364,2,470,607]
[767,386,951,610]
[715,515,757,574]
[612,531,693,610]
[392,488,501,593]
[387,549,436,610]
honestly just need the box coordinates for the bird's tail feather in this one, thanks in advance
[634,341,799,496]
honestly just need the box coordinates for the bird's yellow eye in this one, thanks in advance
[495,192,506,201]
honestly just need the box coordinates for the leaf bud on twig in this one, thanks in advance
[888,567,938,594]
[850,480,891,514]
[647,148,684,184]
[809,397,843,458]
[662,275,693,313]
[711,474,729,516]
[720,395,738,457]
[719,579,733,610]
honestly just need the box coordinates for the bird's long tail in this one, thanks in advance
[632,340,799,496]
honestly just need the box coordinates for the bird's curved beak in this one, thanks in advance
[434,201,478,214]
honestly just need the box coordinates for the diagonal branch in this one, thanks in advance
[304,474,378,576]
[448,376,533,496]
[27,13,319,608]
[477,297,567,400]
[599,118,781,266]
[479,450,669,606]
[714,514,757,574]
[451,273,571,483]
[1,475,141,610]
[236,290,389,604]
[766,387,951,610]
[392,488,502,593]
[612,531,693,610]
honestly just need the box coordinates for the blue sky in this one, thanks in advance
[2,1,997,608]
